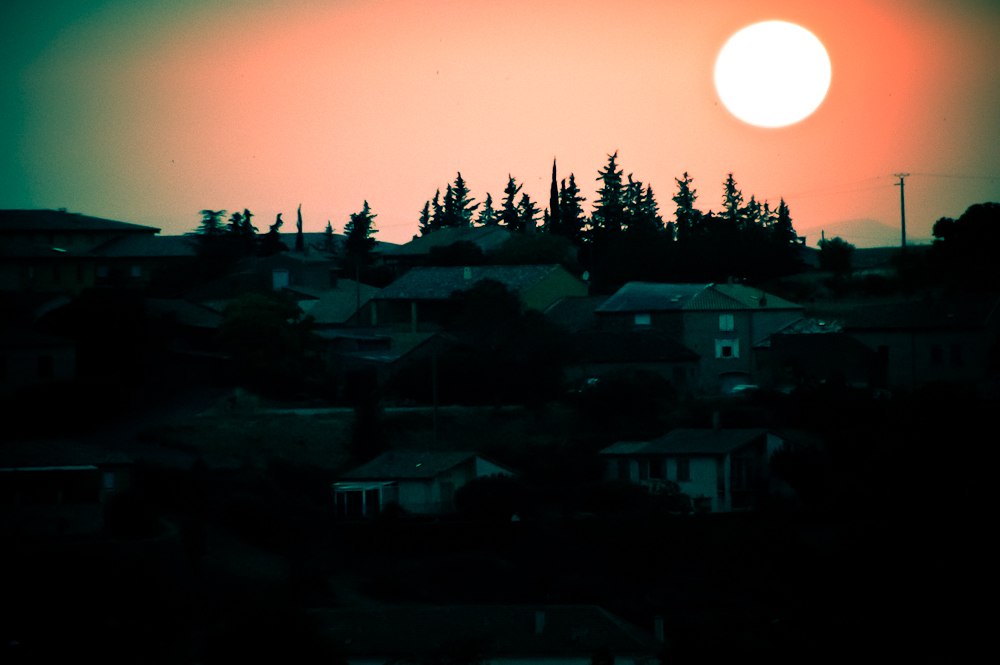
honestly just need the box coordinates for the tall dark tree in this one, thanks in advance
[197,209,227,238]
[295,204,305,252]
[558,174,587,245]
[323,221,337,255]
[476,193,497,226]
[517,193,540,234]
[418,201,433,236]
[772,198,797,246]
[497,175,523,230]
[343,201,378,270]
[451,172,479,227]
[721,173,744,232]
[818,236,855,278]
[442,184,456,228]
[592,151,625,238]
[672,172,699,242]
[548,159,560,235]
[259,214,289,257]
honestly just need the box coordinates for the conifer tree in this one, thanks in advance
[295,204,305,252]
[442,184,456,228]
[549,159,560,235]
[197,209,227,238]
[451,172,479,227]
[640,185,664,233]
[430,189,443,232]
[476,193,497,226]
[558,174,587,245]
[772,198,797,246]
[721,173,744,232]
[672,172,699,242]
[418,201,433,235]
[498,175,523,230]
[592,152,625,237]
[323,221,337,255]
[517,193,540,233]
[259,214,289,257]
[344,201,378,270]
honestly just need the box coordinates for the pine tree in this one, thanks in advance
[442,184,456,228]
[549,159,560,235]
[641,185,664,233]
[772,198,797,246]
[344,201,378,270]
[418,201,434,235]
[498,175,523,230]
[430,189,443,232]
[197,209,227,238]
[558,174,587,245]
[259,213,289,257]
[592,152,625,238]
[323,221,337,255]
[517,193,540,234]
[672,172,698,242]
[721,173,744,232]
[476,193,497,226]
[451,172,479,227]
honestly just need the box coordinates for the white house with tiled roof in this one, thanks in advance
[596,282,804,393]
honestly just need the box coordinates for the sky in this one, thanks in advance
[3,0,999,248]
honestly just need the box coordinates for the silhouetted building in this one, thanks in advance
[755,318,882,389]
[0,330,76,397]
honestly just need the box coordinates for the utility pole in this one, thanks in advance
[894,173,910,247]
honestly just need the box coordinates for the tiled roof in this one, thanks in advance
[376,265,564,301]
[383,225,514,256]
[596,282,802,314]
[339,451,482,480]
[89,234,198,258]
[147,299,225,329]
[288,281,380,324]
[309,605,657,658]
[844,297,1000,330]
[598,441,650,455]
[570,329,699,364]
[0,209,159,233]
[0,440,131,468]
[601,429,771,456]
[595,283,709,313]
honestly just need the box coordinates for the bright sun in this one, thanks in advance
[715,21,831,128]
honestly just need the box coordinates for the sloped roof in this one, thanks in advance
[309,605,657,659]
[287,281,380,324]
[376,264,566,301]
[598,441,650,455]
[384,225,514,256]
[0,440,131,469]
[601,428,771,456]
[570,329,700,364]
[147,299,225,329]
[544,295,610,331]
[595,282,802,314]
[0,209,159,233]
[340,451,483,480]
[844,297,1000,330]
[89,234,198,258]
[595,283,709,313]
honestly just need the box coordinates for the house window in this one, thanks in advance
[719,314,734,331]
[950,344,963,366]
[715,339,739,359]
[97,266,109,279]
[102,472,116,490]
[618,459,630,481]
[693,497,712,513]
[648,459,664,479]
[38,356,54,379]
[130,265,142,279]
[634,313,651,326]
[676,458,690,482]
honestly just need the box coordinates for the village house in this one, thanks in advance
[380,225,515,276]
[0,209,196,293]
[309,605,660,664]
[594,282,804,393]
[564,328,701,395]
[600,428,788,513]
[0,330,76,397]
[332,451,517,517]
[0,440,132,535]
[842,296,1000,393]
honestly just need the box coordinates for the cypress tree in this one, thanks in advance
[672,172,698,242]
[498,175,523,230]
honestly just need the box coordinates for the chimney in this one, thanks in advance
[712,410,721,431]
[535,610,545,635]
[463,266,472,280]
[654,615,664,643]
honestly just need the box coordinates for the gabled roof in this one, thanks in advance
[383,225,514,257]
[600,428,771,456]
[287,281,380,325]
[843,296,1000,330]
[0,209,159,234]
[147,299,225,329]
[376,264,568,301]
[340,451,491,480]
[595,282,802,314]
[308,605,657,658]
[544,295,610,331]
[88,234,198,258]
[570,329,700,364]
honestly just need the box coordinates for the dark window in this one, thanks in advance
[648,459,664,479]
[951,344,963,366]
[618,459,630,481]
[931,346,943,364]
[38,356,54,379]
[365,489,381,516]
[676,458,690,482]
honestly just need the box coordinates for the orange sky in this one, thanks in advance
[3,0,999,246]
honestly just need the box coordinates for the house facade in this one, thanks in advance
[600,429,787,513]
[595,282,804,394]
[332,451,517,517]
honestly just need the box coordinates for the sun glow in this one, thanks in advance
[715,21,831,128]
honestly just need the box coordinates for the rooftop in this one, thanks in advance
[376,264,568,301]
[0,209,160,234]
[596,282,802,314]
[601,428,772,456]
[340,451,491,480]
[383,225,514,256]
